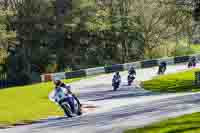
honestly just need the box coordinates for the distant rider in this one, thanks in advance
[128,66,136,75]
[112,72,121,88]
[188,56,196,68]
[113,72,121,81]
[158,61,167,74]
[127,66,136,85]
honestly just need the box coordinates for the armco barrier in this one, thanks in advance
[65,70,86,79]
[158,57,174,65]
[0,80,26,88]
[141,60,158,68]
[0,80,7,88]
[86,67,105,76]
[41,54,200,82]
[123,61,141,70]
[174,56,189,63]
[105,64,124,73]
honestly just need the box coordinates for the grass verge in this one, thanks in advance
[0,78,80,126]
[142,69,200,92]
[124,112,200,133]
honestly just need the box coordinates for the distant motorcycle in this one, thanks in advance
[112,78,121,91]
[157,66,166,75]
[188,56,197,68]
[127,74,135,86]
[188,61,196,68]
[49,89,82,117]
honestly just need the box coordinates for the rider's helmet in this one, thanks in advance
[53,77,62,87]
[129,66,134,71]
[160,61,166,67]
[116,72,119,75]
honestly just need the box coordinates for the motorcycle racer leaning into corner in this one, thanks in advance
[50,78,82,115]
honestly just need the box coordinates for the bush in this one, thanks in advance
[173,45,195,56]
[45,64,57,73]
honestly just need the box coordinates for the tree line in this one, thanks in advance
[0,0,194,84]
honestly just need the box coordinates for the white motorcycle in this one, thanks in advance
[49,88,82,117]
[112,78,121,91]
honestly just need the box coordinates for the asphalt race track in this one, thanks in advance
[2,63,200,133]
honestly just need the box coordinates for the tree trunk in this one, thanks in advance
[121,39,128,63]
[174,26,179,56]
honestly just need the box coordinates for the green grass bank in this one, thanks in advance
[124,112,200,133]
[0,78,80,125]
[142,69,200,92]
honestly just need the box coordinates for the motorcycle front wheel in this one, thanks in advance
[113,85,118,91]
[62,103,73,117]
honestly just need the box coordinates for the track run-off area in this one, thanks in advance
[2,63,200,133]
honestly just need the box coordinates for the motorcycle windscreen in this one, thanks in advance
[49,89,66,102]
[49,90,56,102]
[56,91,67,102]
